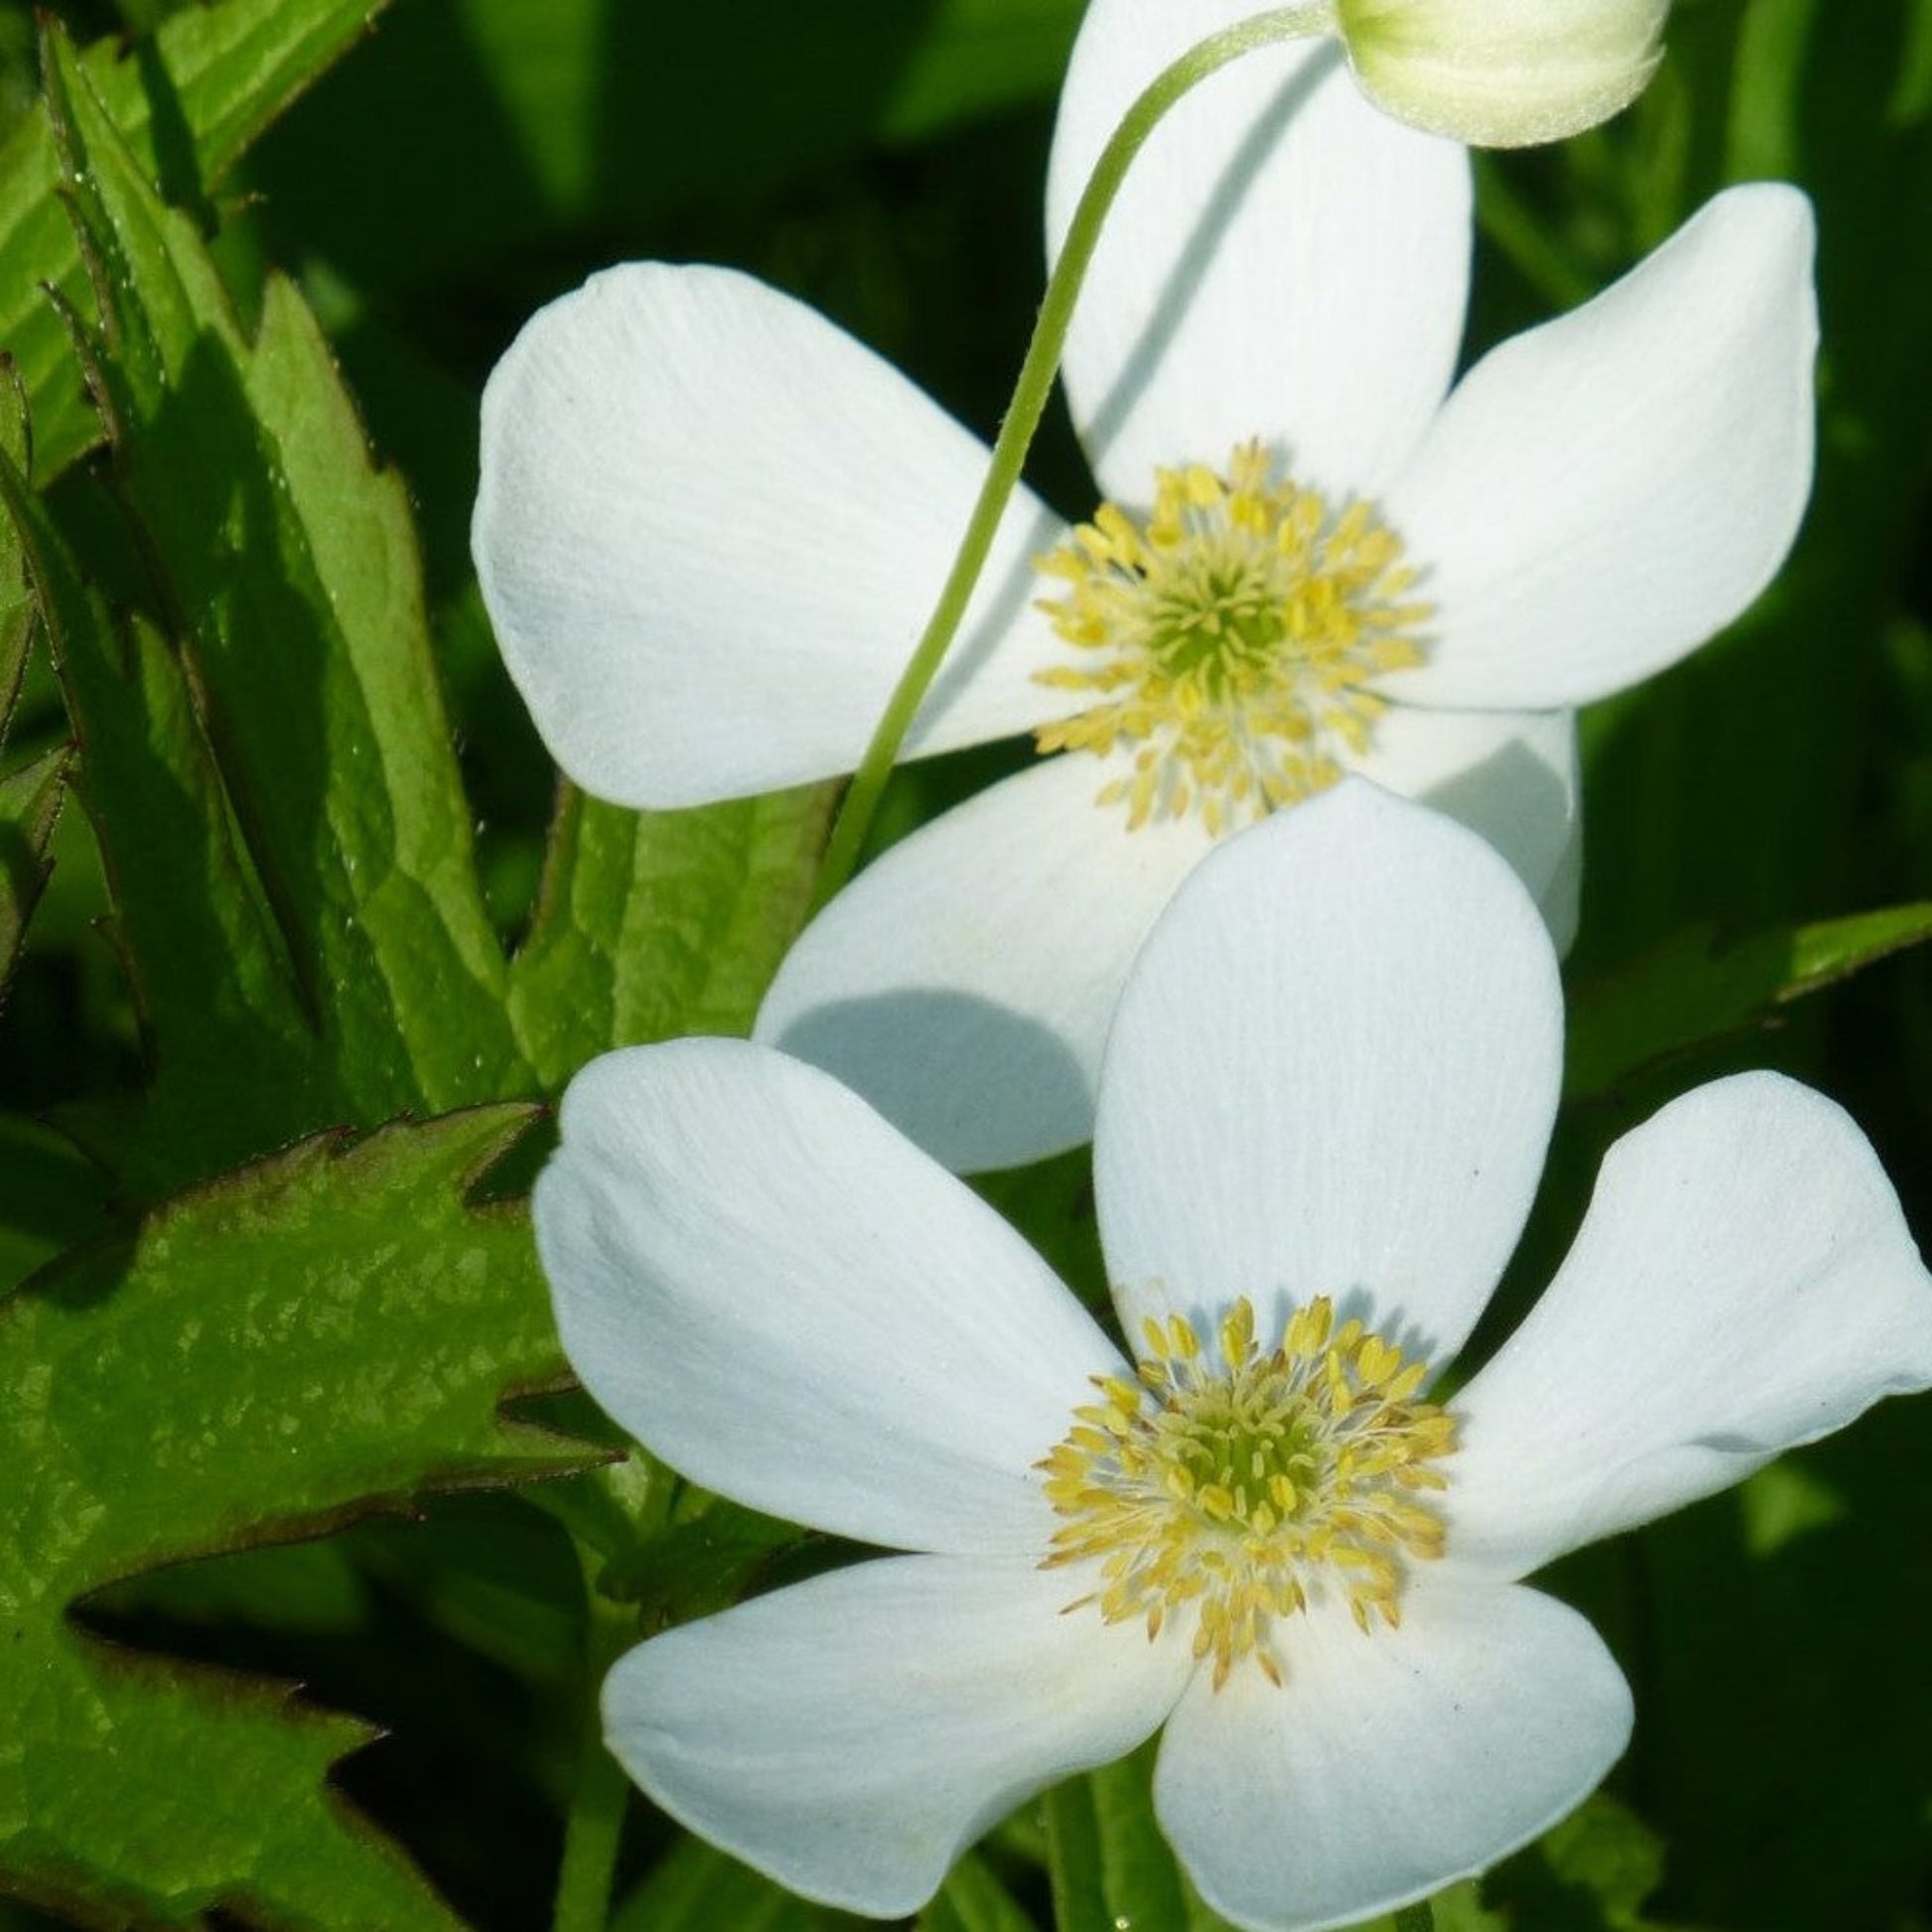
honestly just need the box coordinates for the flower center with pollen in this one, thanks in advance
[1038,1297,1455,1689]
[1032,442,1432,835]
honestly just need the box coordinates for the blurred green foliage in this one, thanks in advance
[0,0,1927,1927]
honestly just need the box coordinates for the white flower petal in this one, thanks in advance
[1156,1583,1632,1932]
[1344,703,1581,951]
[756,754,1217,1175]
[536,1038,1124,1555]
[1335,0,1669,148]
[1446,1071,1932,1582]
[474,262,1074,807]
[606,1554,1192,1918]
[1095,782,1562,1368]
[1046,0,1470,504]
[1382,184,1818,709]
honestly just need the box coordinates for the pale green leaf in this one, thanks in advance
[507,782,834,1089]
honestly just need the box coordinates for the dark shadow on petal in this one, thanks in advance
[1408,731,1570,882]
[766,989,1095,1177]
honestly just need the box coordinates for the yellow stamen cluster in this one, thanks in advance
[1038,1296,1455,1690]
[1033,442,1432,834]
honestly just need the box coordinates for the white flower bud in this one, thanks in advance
[1333,0,1670,147]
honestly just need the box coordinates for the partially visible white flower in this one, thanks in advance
[536,784,1932,1932]
[474,0,1816,1173]
[1333,0,1670,146]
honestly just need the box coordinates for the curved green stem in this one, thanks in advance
[809,2,1338,911]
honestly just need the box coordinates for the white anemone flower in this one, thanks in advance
[537,784,1932,1932]
[474,0,1817,1175]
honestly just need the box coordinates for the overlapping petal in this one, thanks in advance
[1446,1072,1932,1582]
[1095,783,1562,1367]
[1382,184,1818,710]
[1155,1584,1632,1932]
[474,263,1076,808]
[535,1038,1124,1555]
[757,753,1218,1174]
[1047,0,1470,503]
[759,713,1581,1174]
[1344,702,1580,945]
[607,1554,1192,1918]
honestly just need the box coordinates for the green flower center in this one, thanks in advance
[1032,442,1433,835]
[1038,1296,1455,1689]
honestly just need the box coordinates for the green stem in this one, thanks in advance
[1392,1902,1437,1932]
[809,2,1339,912]
[1470,152,1595,311]
[1040,1778,1102,1932]
[551,1559,642,1932]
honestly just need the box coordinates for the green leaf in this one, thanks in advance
[1723,0,1821,181]
[1568,6,1932,979]
[0,448,330,1184]
[1534,1796,1667,1923]
[0,0,386,481]
[592,1500,803,1630]
[0,1110,101,1292]
[914,1855,1042,1932]
[0,362,65,999]
[1040,1739,1523,1932]
[612,1838,1035,1932]
[506,782,834,1089]
[11,32,833,1187]
[1484,1794,1713,1931]
[16,22,526,1188]
[611,1836,859,1932]
[0,354,29,718]
[0,1104,596,1927]
[880,0,1083,143]
[1413,1886,1510,1932]
[0,740,64,993]
[1043,1742,1205,1932]
[248,0,1078,298]
[1565,902,1932,1100]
